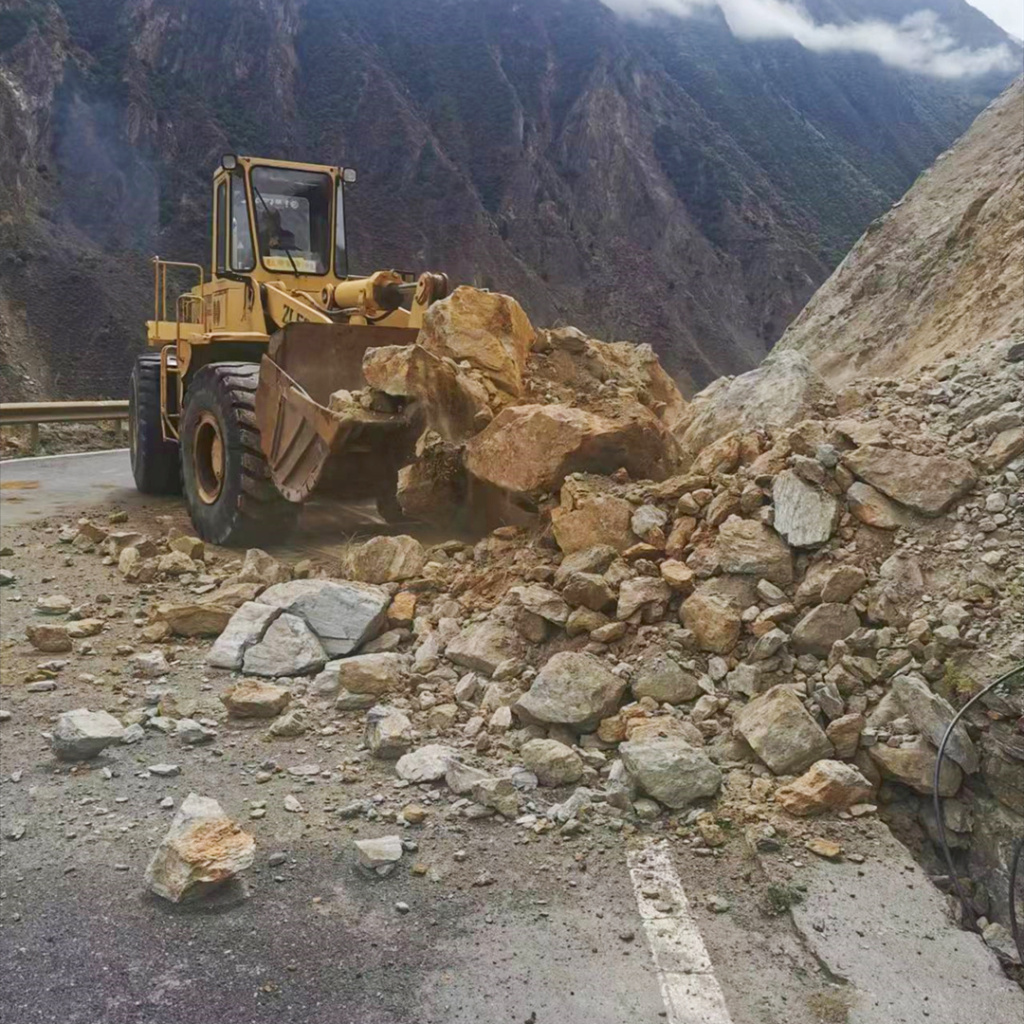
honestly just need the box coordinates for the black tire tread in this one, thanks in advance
[130,354,181,495]
[181,362,299,546]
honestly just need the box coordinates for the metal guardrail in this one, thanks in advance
[0,401,129,450]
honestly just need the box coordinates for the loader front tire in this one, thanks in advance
[180,363,299,547]
[129,354,181,495]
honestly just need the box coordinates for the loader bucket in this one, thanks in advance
[254,323,420,503]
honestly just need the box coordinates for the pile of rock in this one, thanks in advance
[36,297,1022,935]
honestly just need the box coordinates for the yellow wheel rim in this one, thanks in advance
[193,411,225,505]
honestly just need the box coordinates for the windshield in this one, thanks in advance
[251,166,332,275]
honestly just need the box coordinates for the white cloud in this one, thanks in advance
[602,0,1020,78]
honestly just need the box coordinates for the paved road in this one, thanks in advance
[0,449,397,563]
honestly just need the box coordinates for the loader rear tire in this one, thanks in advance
[180,363,300,547]
[129,354,181,495]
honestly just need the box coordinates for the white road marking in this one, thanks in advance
[0,448,129,467]
[627,841,734,1024]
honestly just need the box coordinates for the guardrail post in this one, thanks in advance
[28,423,39,452]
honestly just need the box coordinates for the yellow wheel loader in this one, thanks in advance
[130,155,449,545]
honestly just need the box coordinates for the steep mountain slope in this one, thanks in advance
[777,75,1024,383]
[0,0,1019,400]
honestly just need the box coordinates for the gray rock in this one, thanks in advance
[51,708,125,761]
[560,572,616,612]
[206,601,280,670]
[354,834,403,875]
[772,470,839,548]
[335,690,378,711]
[619,737,722,809]
[257,579,389,656]
[733,685,834,775]
[677,351,834,458]
[472,776,521,817]
[891,674,979,774]
[515,651,627,732]
[445,760,493,796]
[792,603,861,658]
[395,744,456,782]
[268,709,309,737]
[130,651,171,679]
[365,706,413,759]
[242,613,326,677]
[520,739,584,787]
[512,584,570,625]
[176,718,216,745]
[632,653,703,704]
[144,793,255,902]
[553,545,619,587]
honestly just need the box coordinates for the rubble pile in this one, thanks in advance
[10,295,1023,952]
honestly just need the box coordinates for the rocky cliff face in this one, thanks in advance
[777,76,1024,385]
[0,0,1018,399]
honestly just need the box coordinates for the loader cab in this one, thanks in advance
[211,155,354,284]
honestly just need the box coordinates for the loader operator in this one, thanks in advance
[259,207,297,255]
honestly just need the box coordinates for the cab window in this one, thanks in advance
[251,166,332,275]
[216,181,228,275]
[231,174,255,272]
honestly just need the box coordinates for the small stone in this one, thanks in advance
[354,834,403,874]
[148,763,181,777]
[283,794,304,813]
[806,838,842,860]
[51,709,125,761]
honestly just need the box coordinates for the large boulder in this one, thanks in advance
[365,706,413,759]
[51,709,124,761]
[515,652,628,732]
[715,517,793,586]
[395,744,456,783]
[207,602,281,670]
[890,674,979,774]
[772,470,839,548]
[550,492,636,554]
[257,579,389,656]
[619,737,722,808]
[464,403,679,496]
[842,446,977,516]
[346,536,426,584]
[675,351,833,460]
[868,736,962,796]
[144,794,255,903]
[241,613,326,678]
[417,286,535,397]
[733,686,834,775]
[774,760,873,816]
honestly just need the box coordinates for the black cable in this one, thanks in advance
[932,661,1023,960]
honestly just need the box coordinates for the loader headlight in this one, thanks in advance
[221,154,239,170]
[342,168,357,183]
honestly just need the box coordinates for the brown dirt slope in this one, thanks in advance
[776,77,1024,385]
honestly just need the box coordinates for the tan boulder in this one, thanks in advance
[152,603,234,637]
[846,482,910,530]
[715,516,793,586]
[680,591,741,654]
[417,286,535,397]
[551,493,636,554]
[868,736,962,796]
[843,446,977,516]
[347,535,426,584]
[465,403,679,496]
[26,623,73,653]
[221,681,291,719]
[775,759,873,816]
